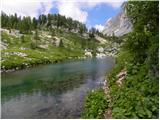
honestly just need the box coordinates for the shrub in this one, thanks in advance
[30,42,37,49]
[81,89,108,119]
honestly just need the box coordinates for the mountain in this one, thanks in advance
[102,11,132,37]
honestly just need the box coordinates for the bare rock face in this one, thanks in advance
[103,12,132,37]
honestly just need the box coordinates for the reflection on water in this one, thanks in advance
[1,57,115,119]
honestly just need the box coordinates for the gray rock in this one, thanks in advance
[103,11,132,37]
[52,37,61,47]
[0,41,7,50]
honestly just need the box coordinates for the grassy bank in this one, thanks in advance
[1,47,84,71]
[1,30,86,71]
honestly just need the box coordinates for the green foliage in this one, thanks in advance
[124,1,158,33]
[105,1,159,119]
[51,29,56,37]
[19,16,32,34]
[147,34,159,79]
[39,14,47,25]
[20,35,25,43]
[59,39,64,47]
[108,59,159,119]
[32,17,38,29]
[81,89,108,119]
[30,42,37,49]
[123,32,148,63]
[89,27,96,38]
[34,30,39,39]
[123,1,159,75]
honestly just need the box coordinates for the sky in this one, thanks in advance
[1,0,125,31]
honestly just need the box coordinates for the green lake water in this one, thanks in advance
[1,57,115,119]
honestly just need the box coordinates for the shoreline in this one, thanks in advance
[1,56,86,74]
[1,55,115,74]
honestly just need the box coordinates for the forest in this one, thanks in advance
[1,12,87,34]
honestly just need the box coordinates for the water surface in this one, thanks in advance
[1,57,115,119]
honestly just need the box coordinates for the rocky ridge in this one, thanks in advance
[103,12,132,37]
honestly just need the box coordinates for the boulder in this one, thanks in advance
[97,47,104,53]
[52,37,61,47]
[85,51,92,58]
[0,41,7,50]
[96,53,106,58]
[0,28,10,34]
[39,44,48,49]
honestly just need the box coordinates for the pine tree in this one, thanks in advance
[34,29,39,41]
[32,17,38,29]
[59,39,64,47]
[47,14,52,28]
[89,27,96,38]
[51,29,55,37]
[21,35,25,43]
[33,29,39,48]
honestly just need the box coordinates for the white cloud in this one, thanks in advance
[55,0,123,23]
[107,2,123,9]
[79,0,124,9]
[95,24,104,32]
[1,0,53,18]
[1,0,124,23]
[42,1,53,15]
[56,1,88,23]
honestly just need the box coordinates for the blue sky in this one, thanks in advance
[84,4,122,29]
[2,0,124,31]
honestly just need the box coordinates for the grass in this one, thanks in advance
[1,30,86,70]
[1,47,84,70]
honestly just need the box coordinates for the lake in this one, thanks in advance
[1,57,115,119]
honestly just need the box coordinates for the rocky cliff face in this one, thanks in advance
[103,12,132,37]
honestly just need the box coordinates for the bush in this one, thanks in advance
[81,89,108,119]
[30,42,37,49]
[21,35,25,43]
[123,32,149,63]
[107,52,159,119]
